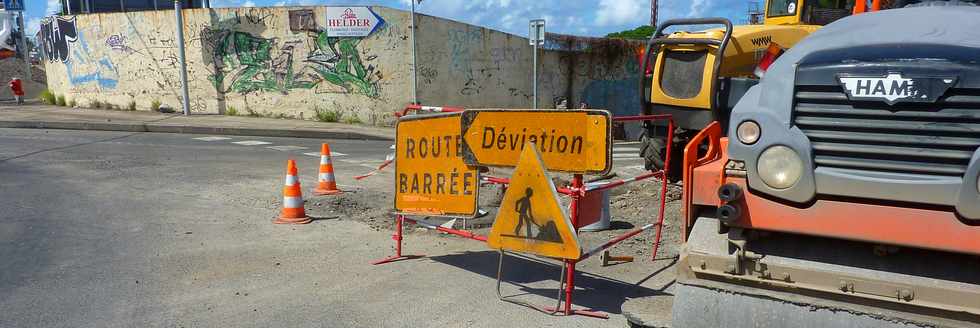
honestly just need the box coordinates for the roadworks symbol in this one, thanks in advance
[487,143,581,260]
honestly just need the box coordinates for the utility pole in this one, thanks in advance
[16,12,29,81]
[174,0,190,115]
[410,0,419,104]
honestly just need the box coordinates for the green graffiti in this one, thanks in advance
[205,27,378,98]
[309,34,378,97]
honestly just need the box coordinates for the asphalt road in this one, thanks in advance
[0,128,670,327]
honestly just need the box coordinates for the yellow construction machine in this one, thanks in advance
[638,0,857,174]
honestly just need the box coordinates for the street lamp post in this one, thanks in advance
[528,19,545,109]
[174,0,191,115]
[410,0,419,105]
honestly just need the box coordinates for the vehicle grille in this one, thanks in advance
[793,85,980,177]
[659,50,706,99]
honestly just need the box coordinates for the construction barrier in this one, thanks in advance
[372,105,676,318]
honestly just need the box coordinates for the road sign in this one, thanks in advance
[487,144,580,260]
[460,109,611,174]
[326,6,385,37]
[528,19,545,46]
[395,112,480,217]
[2,0,24,11]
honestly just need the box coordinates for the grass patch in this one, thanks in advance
[313,107,340,123]
[55,95,66,106]
[343,114,362,124]
[40,89,56,104]
[245,108,262,117]
[225,106,238,116]
[150,99,161,112]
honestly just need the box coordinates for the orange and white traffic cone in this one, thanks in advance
[275,159,312,224]
[313,143,342,195]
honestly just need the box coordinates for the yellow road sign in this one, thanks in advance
[460,109,611,174]
[487,143,581,260]
[395,113,480,217]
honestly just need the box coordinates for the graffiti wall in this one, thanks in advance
[42,6,642,126]
[41,7,411,124]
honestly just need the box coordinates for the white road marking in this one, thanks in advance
[267,145,308,151]
[613,147,641,152]
[193,136,232,141]
[340,159,385,164]
[303,151,347,157]
[232,140,272,146]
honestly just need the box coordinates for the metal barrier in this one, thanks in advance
[373,106,676,318]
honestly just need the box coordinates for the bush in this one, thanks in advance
[225,106,238,116]
[127,100,137,111]
[150,99,161,112]
[246,108,261,117]
[40,89,56,104]
[69,99,77,107]
[313,107,340,122]
[55,95,66,106]
[90,99,103,109]
[343,114,362,124]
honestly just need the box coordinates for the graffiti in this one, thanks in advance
[203,26,379,97]
[447,28,481,78]
[307,33,379,97]
[206,28,312,94]
[230,9,273,26]
[418,66,438,85]
[39,16,78,63]
[288,9,316,32]
[105,34,138,53]
[460,78,480,96]
[66,57,119,89]
[490,47,519,67]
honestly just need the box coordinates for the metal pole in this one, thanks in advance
[410,0,418,104]
[532,41,537,109]
[174,0,191,115]
[66,0,73,15]
[563,174,582,315]
[16,13,29,82]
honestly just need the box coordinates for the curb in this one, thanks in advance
[0,120,394,141]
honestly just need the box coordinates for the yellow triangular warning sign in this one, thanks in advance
[487,143,581,260]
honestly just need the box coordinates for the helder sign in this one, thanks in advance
[326,7,385,37]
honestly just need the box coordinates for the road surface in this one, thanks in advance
[0,128,672,327]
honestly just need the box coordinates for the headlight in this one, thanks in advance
[736,121,760,145]
[757,145,803,189]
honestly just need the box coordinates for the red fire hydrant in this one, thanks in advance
[9,78,24,104]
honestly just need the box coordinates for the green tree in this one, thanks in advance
[606,25,656,40]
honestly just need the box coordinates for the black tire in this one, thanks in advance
[639,132,667,171]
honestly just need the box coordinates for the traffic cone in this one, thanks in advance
[275,159,312,224]
[313,143,342,195]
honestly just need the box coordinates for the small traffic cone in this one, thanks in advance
[313,143,342,195]
[275,159,312,224]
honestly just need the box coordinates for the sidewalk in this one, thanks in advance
[0,102,394,140]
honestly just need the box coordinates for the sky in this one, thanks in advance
[23,0,749,39]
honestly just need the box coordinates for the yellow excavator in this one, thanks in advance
[639,0,862,175]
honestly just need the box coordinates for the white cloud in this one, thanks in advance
[595,0,644,27]
[26,17,40,37]
[273,1,286,6]
[242,1,256,7]
[45,0,61,15]
[689,0,710,18]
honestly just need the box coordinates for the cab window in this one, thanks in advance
[767,0,798,17]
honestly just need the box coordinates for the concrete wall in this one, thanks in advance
[41,6,644,126]
[415,14,644,116]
